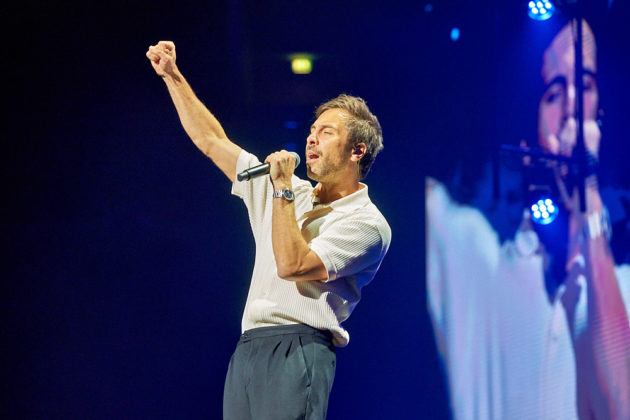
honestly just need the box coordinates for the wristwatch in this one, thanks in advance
[273,188,295,201]
[585,207,612,241]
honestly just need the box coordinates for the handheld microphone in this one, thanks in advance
[237,152,301,181]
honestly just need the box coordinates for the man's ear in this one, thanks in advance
[351,142,366,162]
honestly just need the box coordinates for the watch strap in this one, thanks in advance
[273,188,295,201]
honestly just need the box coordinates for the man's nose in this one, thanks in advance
[307,132,318,145]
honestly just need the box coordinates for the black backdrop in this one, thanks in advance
[5,1,629,418]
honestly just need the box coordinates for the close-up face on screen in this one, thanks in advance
[425,6,630,420]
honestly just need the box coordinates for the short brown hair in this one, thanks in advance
[315,94,383,179]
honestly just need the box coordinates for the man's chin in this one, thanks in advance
[306,167,320,181]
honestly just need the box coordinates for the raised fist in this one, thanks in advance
[146,41,177,77]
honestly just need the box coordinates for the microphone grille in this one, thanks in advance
[290,151,301,168]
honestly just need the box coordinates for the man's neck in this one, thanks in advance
[315,180,362,205]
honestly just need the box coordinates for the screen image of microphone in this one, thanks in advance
[237,152,301,181]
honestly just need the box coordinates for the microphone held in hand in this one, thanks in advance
[237,152,301,181]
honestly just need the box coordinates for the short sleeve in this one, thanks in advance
[231,151,273,237]
[309,212,390,285]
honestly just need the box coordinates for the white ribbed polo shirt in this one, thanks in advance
[231,150,391,346]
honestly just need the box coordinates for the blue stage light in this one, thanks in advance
[530,197,559,225]
[528,0,555,21]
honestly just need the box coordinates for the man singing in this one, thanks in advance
[146,40,391,419]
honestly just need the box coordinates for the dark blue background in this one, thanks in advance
[5,1,629,418]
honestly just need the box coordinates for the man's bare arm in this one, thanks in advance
[266,151,329,282]
[146,41,241,182]
[568,185,630,420]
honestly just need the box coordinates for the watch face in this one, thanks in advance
[283,189,295,201]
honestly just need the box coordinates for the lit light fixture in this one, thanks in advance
[528,0,555,21]
[530,197,559,225]
[523,162,562,226]
[288,53,314,74]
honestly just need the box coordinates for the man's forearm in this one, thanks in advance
[583,236,630,419]
[271,196,327,282]
[571,187,630,419]
[162,69,240,181]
